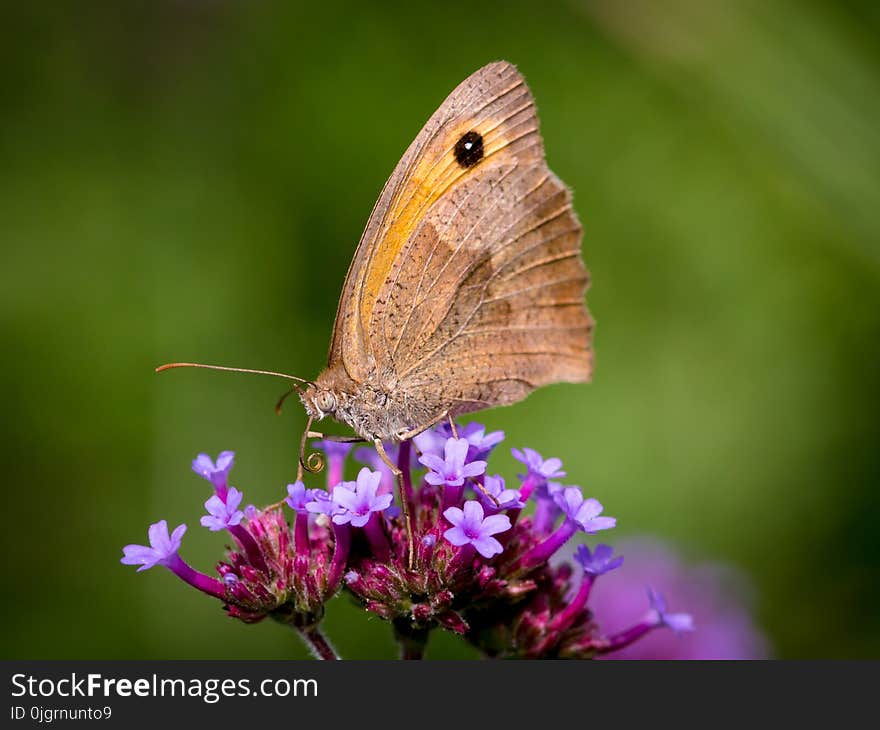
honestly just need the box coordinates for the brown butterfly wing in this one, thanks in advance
[328,61,541,380]
[388,165,591,415]
[329,61,592,419]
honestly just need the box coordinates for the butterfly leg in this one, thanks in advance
[374,438,415,569]
[306,431,367,443]
[447,413,459,439]
[394,410,450,442]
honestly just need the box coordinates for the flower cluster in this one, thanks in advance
[122,424,694,659]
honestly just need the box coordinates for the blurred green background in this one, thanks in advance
[2,0,879,659]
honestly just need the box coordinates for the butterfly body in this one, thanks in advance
[303,61,594,443]
[301,366,432,442]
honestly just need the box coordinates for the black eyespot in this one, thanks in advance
[454,131,484,168]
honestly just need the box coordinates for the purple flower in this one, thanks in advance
[285,481,314,513]
[200,487,245,531]
[478,474,524,511]
[554,487,616,533]
[332,468,393,527]
[517,487,616,569]
[587,539,768,659]
[541,481,565,500]
[647,588,694,634]
[412,428,447,458]
[417,422,505,461]
[353,446,385,472]
[456,422,505,460]
[512,447,565,483]
[121,520,187,572]
[192,451,235,493]
[353,444,398,494]
[305,489,342,517]
[443,501,511,558]
[420,438,487,487]
[574,543,623,577]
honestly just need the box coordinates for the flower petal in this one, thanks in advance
[583,516,616,533]
[332,486,360,512]
[443,526,471,546]
[215,451,235,471]
[442,506,465,527]
[575,497,603,523]
[480,513,512,536]
[472,535,503,558]
[462,460,488,478]
[461,500,485,525]
[225,487,244,511]
[418,453,446,473]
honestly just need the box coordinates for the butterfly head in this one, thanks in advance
[300,366,355,422]
[301,385,338,419]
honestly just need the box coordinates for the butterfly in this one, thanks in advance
[159,61,593,561]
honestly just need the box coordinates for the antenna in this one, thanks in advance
[155,362,315,389]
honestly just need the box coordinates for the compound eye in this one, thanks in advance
[315,390,336,413]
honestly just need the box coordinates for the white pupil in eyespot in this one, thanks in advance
[464,141,473,150]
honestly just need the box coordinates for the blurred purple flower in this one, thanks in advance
[574,543,623,577]
[311,440,354,460]
[647,588,694,634]
[587,539,769,659]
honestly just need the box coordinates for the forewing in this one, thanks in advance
[327,61,540,382]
